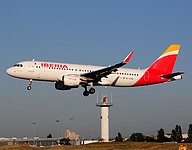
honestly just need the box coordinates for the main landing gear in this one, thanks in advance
[27,79,32,90]
[83,86,96,97]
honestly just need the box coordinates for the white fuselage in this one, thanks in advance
[6,44,183,96]
[7,61,145,87]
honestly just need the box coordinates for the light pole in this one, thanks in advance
[33,122,36,146]
[69,118,74,131]
[56,120,60,145]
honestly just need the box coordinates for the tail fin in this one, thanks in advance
[134,44,181,86]
[148,44,181,74]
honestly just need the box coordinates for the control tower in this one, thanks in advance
[96,93,113,142]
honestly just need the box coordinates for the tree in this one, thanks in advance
[188,124,192,142]
[98,138,104,142]
[175,125,182,143]
[60,138,71,145]
[130,133,145,142]
[115,132,123,142]
[157,128,165,142]
[171,129,176,142]
[145,136,156,142]
[47,134,52,138]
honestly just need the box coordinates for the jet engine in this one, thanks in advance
[55,75,80,90]
[62,75,80,86]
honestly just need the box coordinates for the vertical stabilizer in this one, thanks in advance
[148,44,180,74]
[134,44,181,86]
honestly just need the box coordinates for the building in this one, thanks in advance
[96,94,113,142]
[65,129,80,145]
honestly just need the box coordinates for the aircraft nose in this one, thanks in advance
[6,68,13,76]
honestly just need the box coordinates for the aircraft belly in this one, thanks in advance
[36,70,58,81]
[21,69,57,81]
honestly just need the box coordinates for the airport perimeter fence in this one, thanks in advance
[0,138,58,147]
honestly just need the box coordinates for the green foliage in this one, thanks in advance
[47,134,52,138]
[157,128,165,142]
[188,124,192,142]
[130,133,145,142]
[60,138,71,145]
[171,129,176,142]
[175,125,182,143]
[145,136,156,142]
[115,132,123,142]
[98,138,104,142]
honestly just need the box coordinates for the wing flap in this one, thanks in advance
[81,51,134,82]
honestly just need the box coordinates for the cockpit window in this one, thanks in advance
[13,64,23,67]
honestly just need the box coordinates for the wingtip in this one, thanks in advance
[123,51,134,63]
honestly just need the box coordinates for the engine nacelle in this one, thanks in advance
[57,75,80,86]
[63,75,80,86]
[55,75,80,90]
[170,75,182,81]
[55,81,72,90]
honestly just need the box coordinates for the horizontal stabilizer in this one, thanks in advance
[161,72,184,79]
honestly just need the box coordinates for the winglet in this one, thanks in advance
[123,51,134,63]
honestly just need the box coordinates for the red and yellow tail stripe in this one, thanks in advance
[133,44,181,86]
[159,44,180,59]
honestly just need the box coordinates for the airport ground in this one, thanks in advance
[0,142,192,150]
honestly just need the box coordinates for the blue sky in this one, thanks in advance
[0,0,192,139]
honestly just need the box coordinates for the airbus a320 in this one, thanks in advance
[6,44,183,96]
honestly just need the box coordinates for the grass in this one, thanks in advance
[0,142,191,150]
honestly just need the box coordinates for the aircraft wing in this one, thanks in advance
[80,51,134,83]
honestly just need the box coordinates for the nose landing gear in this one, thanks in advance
[27,79,32,90]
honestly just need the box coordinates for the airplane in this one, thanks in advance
[6,44,183,96]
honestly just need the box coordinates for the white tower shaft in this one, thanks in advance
[101,106,109,142]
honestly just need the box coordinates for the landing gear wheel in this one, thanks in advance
[27,86,32,90]
[83,90,89,97]
[27,79,32,90]
[89,88,95,94]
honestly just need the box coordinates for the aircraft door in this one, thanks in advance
[28,61,35,72]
